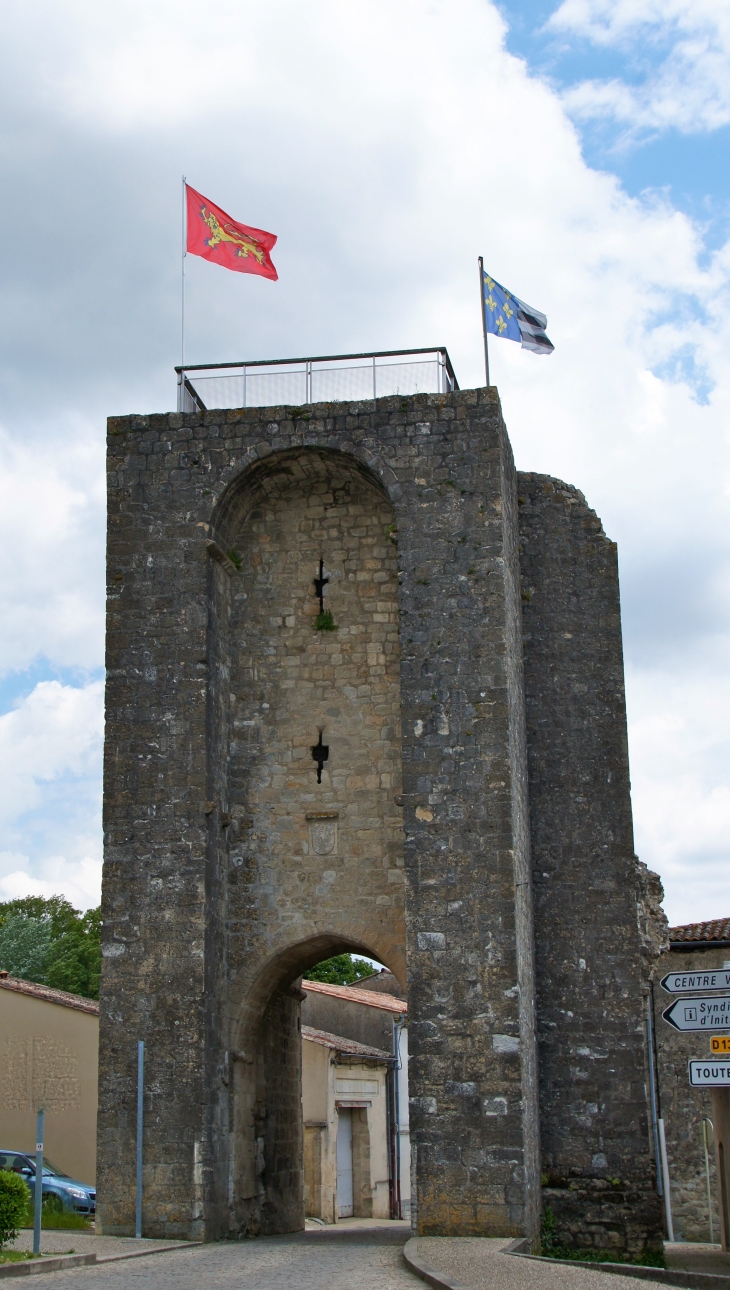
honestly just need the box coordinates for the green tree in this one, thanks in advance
[0,914,52,983]
[0,897,101,999]
[304,954,377,985]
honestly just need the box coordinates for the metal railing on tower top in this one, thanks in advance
[175,348,458,413]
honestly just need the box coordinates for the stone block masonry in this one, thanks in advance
[99,386,663,1254]
[518,475,664,1254]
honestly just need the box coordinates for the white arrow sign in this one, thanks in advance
[689,1060,730,1087]
[661,968,730,994]
[662,995,730,1031]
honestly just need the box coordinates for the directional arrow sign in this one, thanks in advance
[663,995,730,1031]
[689,1060,730,1087]
[661,968,730,994]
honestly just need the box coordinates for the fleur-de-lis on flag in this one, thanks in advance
[480,267,553,354]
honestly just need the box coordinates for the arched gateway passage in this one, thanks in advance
[212,448,406,1234]
[101,392,659,1253]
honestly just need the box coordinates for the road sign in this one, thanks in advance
[662,995,730,1031]
[689,1060,730,1087]
[661,968,730,994]
[711,1036,730,1054]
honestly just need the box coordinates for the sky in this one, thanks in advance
[0,0,729,927]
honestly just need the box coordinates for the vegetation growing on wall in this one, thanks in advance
[0,897,101,999]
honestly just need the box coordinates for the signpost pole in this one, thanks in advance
[657,1117,674,1242]
[703,1119,715,1244]
[711,1089,730,1253]
[646,995,664,1199]
[33,1108,44,1256]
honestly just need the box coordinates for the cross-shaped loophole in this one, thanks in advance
[313,559,329,614]
[311,729,329,784]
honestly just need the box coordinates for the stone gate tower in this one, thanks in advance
[98,382,663,1254]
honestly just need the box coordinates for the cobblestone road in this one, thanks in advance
[28,1228,419,1290]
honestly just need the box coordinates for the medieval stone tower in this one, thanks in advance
[98,383,663,1253]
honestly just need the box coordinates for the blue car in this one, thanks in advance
[0,1151,95,1215]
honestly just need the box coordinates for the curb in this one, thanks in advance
[0,1241,196,1279]
[403,1238,472,1290]
[0,1255,96,1279]
[405,1236,730,1290]
[97,1241,194,1264]
[506,1249,730,1290]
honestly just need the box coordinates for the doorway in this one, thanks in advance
[336,1109,354,1218]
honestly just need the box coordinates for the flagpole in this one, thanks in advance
[180,174,185,366]
[478,255,490,387]
[180,176,186,411]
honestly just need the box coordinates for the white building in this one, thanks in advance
[301,976,410,1220]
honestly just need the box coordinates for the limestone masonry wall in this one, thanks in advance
[99,387,662,1251]
[518,474,663,1254]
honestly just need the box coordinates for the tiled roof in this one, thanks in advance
[302,979,407,1013]
[669,919,730,944]
[0,975,99,1015]
[301,1025,392,1060]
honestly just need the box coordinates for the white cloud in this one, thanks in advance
[548,0,730,136]
[0,682,103,910]
[0,0,727,925]
[0,427,105,673]
[627,661,730,926]
[0,852,102,912]
[0,680,103,825]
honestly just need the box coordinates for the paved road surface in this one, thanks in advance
[25,1227,419,1290]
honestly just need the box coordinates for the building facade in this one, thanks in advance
[302,978,410,1219]
[302,1025,392,1222]
[652,918,730,1243]
[0,973,99,1186]
[98,383,663,1253]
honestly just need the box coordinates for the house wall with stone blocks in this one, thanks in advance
[99,385,662,1253]
[651,934,730,1242]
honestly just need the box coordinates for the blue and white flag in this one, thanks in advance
[482,270,554,355]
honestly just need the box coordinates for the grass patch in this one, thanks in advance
[314,610,337,631]
[22,1200,92,1232]
[540,1246,665,1268]
[0,1251,39,1263]
[22,1212,92,1231]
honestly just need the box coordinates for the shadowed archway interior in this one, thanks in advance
[211,447,406,1235]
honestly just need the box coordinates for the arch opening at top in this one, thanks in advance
[231,930,403,1050]
[210,444,396,554]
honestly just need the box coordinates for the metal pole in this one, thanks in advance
[182,176,187,370]
[646,995,663,1197]
[393,1019,403,1220]
[658,1118,674,1241]
[135,1040,144,1239]
[478,256,490,387]
[373,356,376,401]
[33,1109,44,1256]
[179,176,186,412]
[712,1088,730,1252]
[704,1119,715,1244]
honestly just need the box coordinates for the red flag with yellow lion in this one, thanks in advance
[185,185,278,281]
